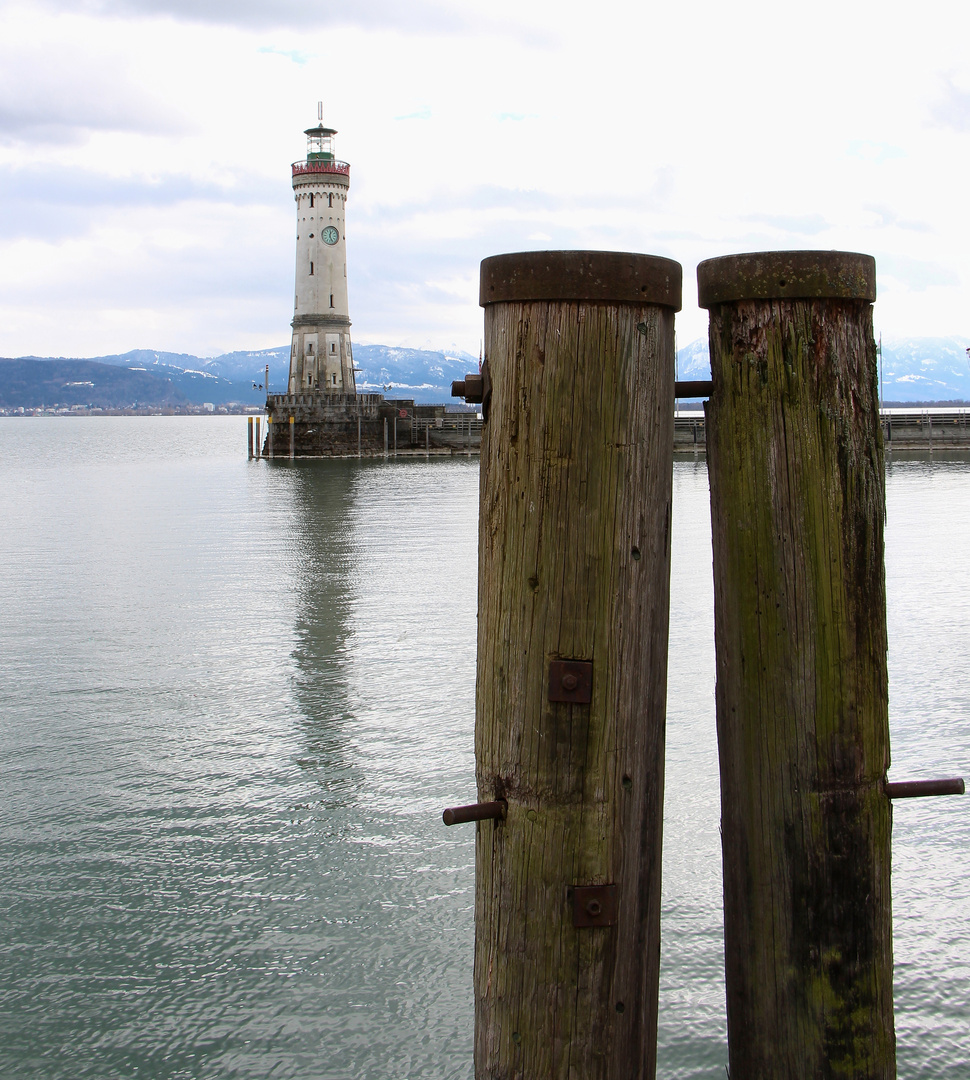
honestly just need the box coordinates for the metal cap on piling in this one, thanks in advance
[697,250,876,308]
[480,250,683,310]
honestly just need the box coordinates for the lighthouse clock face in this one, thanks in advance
[322,226,339,245]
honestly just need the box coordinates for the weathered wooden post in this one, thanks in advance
[699,251,895,1078]
[247,415,253,459]
[254,417,261,458]
[289,415,295,460]
[462,250,681,1080]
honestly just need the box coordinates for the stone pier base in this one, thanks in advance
[262,392,482,457]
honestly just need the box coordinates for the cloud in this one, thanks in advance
[0,43,185,145]
[395,107,433,121]
[741,212,832,236]
[257,45,312,65]
[864,205,931,233]
[846,139,907,164]
[932,75,970,133]
[0,165,280,240]
[875,254,960,291]
[35,0,495,34]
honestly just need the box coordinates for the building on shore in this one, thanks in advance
[264,108,480,457]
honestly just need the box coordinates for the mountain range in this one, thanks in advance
[3,337,969,410]
[676,336,970,403]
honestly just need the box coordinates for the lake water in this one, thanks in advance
[0,417,967,1079]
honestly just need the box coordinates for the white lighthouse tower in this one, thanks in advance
[288,106,356,394]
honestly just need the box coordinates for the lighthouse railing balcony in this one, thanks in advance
[292,159,351,177]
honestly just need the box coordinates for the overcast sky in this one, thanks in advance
[1,0,968,358]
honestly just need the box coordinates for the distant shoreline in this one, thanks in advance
[0,405,264,417]
[6,399,970,420]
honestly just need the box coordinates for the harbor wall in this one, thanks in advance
[261,396,970,458]
[261,392,483,456]
[673,410,970,452]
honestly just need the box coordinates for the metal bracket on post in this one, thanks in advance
[570,884,617,928]
[548,659,593,704]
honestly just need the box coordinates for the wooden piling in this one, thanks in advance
[255,417,261,458]
[247,416,253,458]
[698,251,894,1079]
[289,415,295,460]
[474,250,681,1080]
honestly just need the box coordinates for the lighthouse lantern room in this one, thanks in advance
[288,104,355,395]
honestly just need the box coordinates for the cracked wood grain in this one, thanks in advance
[474,299,674,1080]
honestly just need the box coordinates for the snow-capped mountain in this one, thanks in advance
[7,336,969,407]
[675,336,970,403]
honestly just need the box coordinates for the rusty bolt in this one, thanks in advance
[561,673,579,691]
[451,373,484,403]
[585,899,603,918]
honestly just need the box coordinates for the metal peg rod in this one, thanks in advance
[674,380,713,399]
[885,777,965,799]
[442,799,507,826]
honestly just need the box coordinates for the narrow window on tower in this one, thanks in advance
[330,294,334,308]
[310,261,314,275]
[331,343,336,353]
[309,194,314,208]
[328,193,333,207]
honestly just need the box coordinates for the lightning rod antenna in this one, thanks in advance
[318,101,323,123]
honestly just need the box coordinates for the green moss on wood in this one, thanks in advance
[707,298,895,1079]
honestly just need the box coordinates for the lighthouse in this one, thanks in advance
[288,108,356,394]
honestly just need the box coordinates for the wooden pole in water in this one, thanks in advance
[698,251,894,1079]
[289,415,295,460]
[267,416,273,459]
[473,250,681,1080]
[247,416,253,458]
[358,413,361,458]
[255,417,261,458]
[384,418,388,456]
